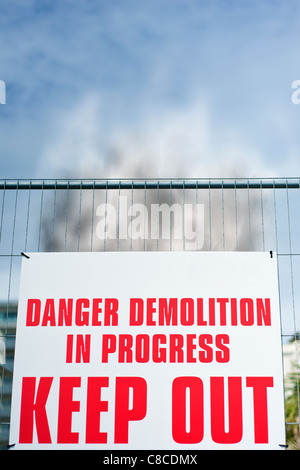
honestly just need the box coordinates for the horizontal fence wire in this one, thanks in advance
[0,177,299,448]
[1,177,300,190]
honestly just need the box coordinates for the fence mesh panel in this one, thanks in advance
[0,178,299,449]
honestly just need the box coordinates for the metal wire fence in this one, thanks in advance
[0,177,299,449]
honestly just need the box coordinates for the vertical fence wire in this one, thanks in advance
[284,183,300,438]
[0,178,300,448]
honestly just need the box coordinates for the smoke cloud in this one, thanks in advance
[40,95,270,253]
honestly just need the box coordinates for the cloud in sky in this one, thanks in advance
[0,0,300,178]
[39,92,268,178]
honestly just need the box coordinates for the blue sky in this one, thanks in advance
[0,0,300,179]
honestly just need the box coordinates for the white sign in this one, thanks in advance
[10,252,285,450]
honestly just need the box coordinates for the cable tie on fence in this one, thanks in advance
[21,252,30,259]
[279,444,288,448]
[7,443,15,449]
[269,250,273,258]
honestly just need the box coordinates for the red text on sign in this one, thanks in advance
[26,298,119,327]
[18,375,273,445]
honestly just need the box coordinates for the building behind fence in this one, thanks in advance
[0,178,299,449]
